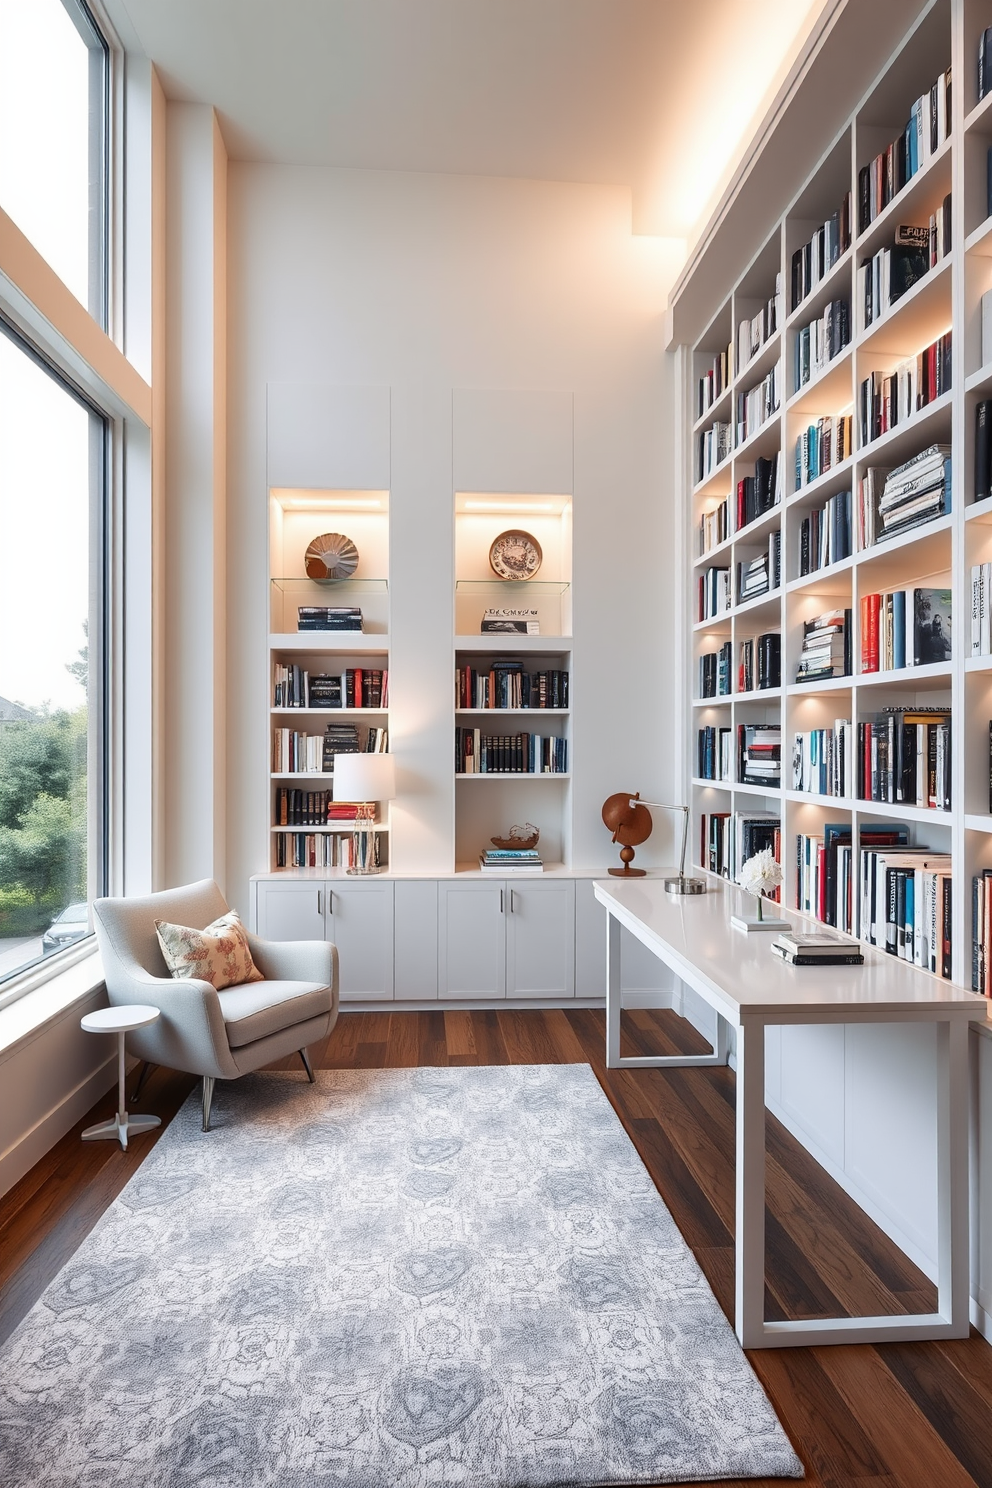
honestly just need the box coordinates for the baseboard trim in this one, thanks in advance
[342,998,609,1014]
[0,1053,118,1199]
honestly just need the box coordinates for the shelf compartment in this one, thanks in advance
[454,578,571,639]
[788,453,856,509]
[786,247,855,334]
[854,137,952,263]
[966,494,992,524]
[693,450,734,498]
[854,389,952,467]
[693,383,733,435]
[787,346,854,415]
[786,675,854,696]
[733,331,782,391]
[734,415,781,464]
[855,255,952,358]
[786,555,855,595]
[855,514,952,583]
[966,814,992,833]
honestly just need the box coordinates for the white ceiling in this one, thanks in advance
[105,0,821,236]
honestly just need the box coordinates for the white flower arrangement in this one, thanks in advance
[737,847,783,919]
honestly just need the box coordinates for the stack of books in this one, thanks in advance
[771,933,864,967]
[479,847,543,873]
[297,606,364,632]
[795,609,851,682]
[736,531,780,603]
[481,609,539,635]
[859,445,951,548]
[737,723,781,787]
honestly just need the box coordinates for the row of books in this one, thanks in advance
[796,823,886,931]
[794,414,852,490]
[455,665,568,710]
[858,709,951,810]
[971,564,992,655]
[797,487,851,576]
[297,606,364,633]
[857,445,951,549]
[698,420,731,483]
[737,277,782,371]
[697,726,731,782]
[272,723,388,775]
[479,848,543,874]
[736,453,781,528]
[274,789,365,827]
[791,191,852,311]
[796,609,852,682]
[274,833,374,870]
[857,69,951,232]
[736,531,781,603]
[739,633,781,691]
[858,239,929,330]
[698,642,732,699]
[455,730,567,774]
[793,298,849,391]
[861,587,951,672]
[273,665,389,710]
[975,400,992,503]
[699,811,781,889]
[698,565,731,621]
[972,869,992,993]
[698,634,781,696]
[792,721,854,799]
[738,723,781,788]
[858,332,952,446]
[697,342,733,420]
[698,497,729,555]
[736,363,780,444]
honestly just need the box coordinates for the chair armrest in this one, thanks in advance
[107,968,238,1079]
[247,934,337,992]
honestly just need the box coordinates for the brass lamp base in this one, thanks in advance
[665,875,706,895]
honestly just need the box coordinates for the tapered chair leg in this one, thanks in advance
[131,1061,155,1105]
[299,1047,316,1083]
[202,1076,215,1132]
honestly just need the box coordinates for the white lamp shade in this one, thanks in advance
[332,753,396,803]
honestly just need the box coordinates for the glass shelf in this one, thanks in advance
[455,580,570,594]
[271,578,388,594]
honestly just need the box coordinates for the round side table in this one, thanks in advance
[80,1005,162,1150]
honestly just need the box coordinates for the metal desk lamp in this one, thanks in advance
[601,791,705,895]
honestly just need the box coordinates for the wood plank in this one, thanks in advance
[496,1008,564,1065]
[442,1009,478,1061]
[815,1344,980,1488]
[876,1341,992,1488]
[417,1010,448,1066]
[384,1010,420,1068]
[628,1116,733,1252]
[746,1348,887,1484]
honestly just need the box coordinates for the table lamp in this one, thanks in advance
[331,754,396,874]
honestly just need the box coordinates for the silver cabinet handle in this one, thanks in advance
[510,889,516,914]
[316,890,322,916]
[500,889,504,914]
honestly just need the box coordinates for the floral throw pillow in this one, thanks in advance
[155,909,263,990]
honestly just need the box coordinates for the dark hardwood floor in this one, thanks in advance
[2,1005,991,1487]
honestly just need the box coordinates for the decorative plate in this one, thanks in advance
[304,532,359,582]
[489,529,542,581]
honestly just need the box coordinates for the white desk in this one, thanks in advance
[593,874,987,1350]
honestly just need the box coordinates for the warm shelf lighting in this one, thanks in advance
[463,500,561,513]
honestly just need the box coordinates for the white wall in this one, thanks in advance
[224,164,684,908]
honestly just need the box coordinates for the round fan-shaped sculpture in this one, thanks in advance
[304,532,359,582]
[602,791,652,877]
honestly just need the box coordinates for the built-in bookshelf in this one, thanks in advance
[682,0,992,988]
[453,491,573,870]
[268,488,391,871]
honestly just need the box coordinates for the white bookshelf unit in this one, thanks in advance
[679,0,992,991]
[268,488,391,871]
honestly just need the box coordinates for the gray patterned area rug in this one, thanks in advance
[0,1064,803,1487]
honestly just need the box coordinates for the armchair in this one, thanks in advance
[92,879,338,1130]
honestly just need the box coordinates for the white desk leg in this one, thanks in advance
[606,910,622,1069]
[735,1018,766,1348]
[936,1017,970,1336]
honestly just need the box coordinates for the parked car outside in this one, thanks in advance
[42,902,91,953]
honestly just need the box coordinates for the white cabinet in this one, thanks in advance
[253,878,394,1001]
[327,881,394,1001]
[438,881,506,999]
[255,879,326,941]
[505,879,574,999]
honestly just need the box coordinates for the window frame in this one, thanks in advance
[0,313,112,1010]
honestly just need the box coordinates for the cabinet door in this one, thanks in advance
[438,881,506,999]
[574,879,607,997]
[394,880,439,1000]
[254,880,327,941]
[505,879,575,999]
[327,881,395,1002]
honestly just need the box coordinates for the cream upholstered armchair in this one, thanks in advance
[92,879,338,1131]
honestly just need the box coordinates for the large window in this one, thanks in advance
[0,0,109,321]
[0,323,106,991]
